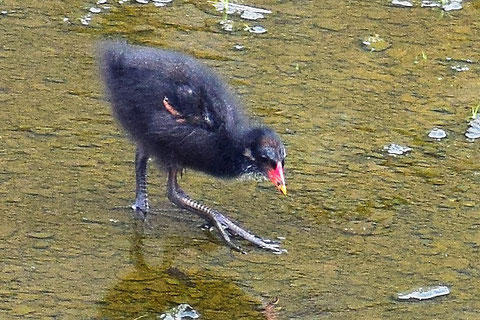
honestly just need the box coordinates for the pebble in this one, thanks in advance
[428,128,447,139]
[397,285,450,301]
[136,0,149,3]
[384,143,412,155]
[97,0,108,4]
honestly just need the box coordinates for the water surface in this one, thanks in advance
[1,0,480,319]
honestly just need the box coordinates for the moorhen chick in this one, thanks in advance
[99,42,286,253]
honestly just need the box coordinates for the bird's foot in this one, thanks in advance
[131,197,149,221]
[212,213,286,254]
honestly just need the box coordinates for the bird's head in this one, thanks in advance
[243,128,287,195]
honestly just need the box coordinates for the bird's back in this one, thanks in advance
[99,42,249,175]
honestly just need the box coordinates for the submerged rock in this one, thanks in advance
[397,285,450,301]
[384,143,412,155]
[159,304,199,320]
[362,34,390,52]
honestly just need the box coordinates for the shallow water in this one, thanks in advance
[1,0,480,319]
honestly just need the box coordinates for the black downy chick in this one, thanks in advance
[99,41,287,253]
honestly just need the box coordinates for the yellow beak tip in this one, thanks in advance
[280,185,287,196]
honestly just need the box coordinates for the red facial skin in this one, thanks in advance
[267,161,287,195]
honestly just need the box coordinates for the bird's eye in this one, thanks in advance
[259,156,269,164]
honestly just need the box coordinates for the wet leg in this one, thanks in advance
[132,147,149,219]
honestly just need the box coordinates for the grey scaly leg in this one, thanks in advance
[166,169,285,254]
[132,147,149,218]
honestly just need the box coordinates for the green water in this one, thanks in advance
[1,0,480,319]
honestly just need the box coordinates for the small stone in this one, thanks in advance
[136,0,148,3]
[233,44,245,50]
[1,10,7,15]
[97,0,108,4]
[428,128,447,139]
[90,7,102,13]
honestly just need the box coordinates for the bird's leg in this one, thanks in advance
[166,169,285,254]
[132,147,149,219]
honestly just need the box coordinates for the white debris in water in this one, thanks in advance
[90,7,102,13]
[466,117,480,140]
[451,64,469,72]
[213,2,271,14]
[220,19,233,32]
[421,0,441,7]
[428,128,447,140]
[136,0,149,3]
[240,10,264,20]
[153,0,173,3]
[80,13,92,25]
[233,44,245,50]
[397,286,450,301]
[384,143,412,155]
[247,25,267,34]
[1,10,7,15]
[391,0,413,7]
[443,0,463,11]
[97,0,108,4]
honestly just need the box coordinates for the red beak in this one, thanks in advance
[268,161,287,195]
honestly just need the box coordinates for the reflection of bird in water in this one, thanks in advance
[98,228,269,319]
[100,42,287,253]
